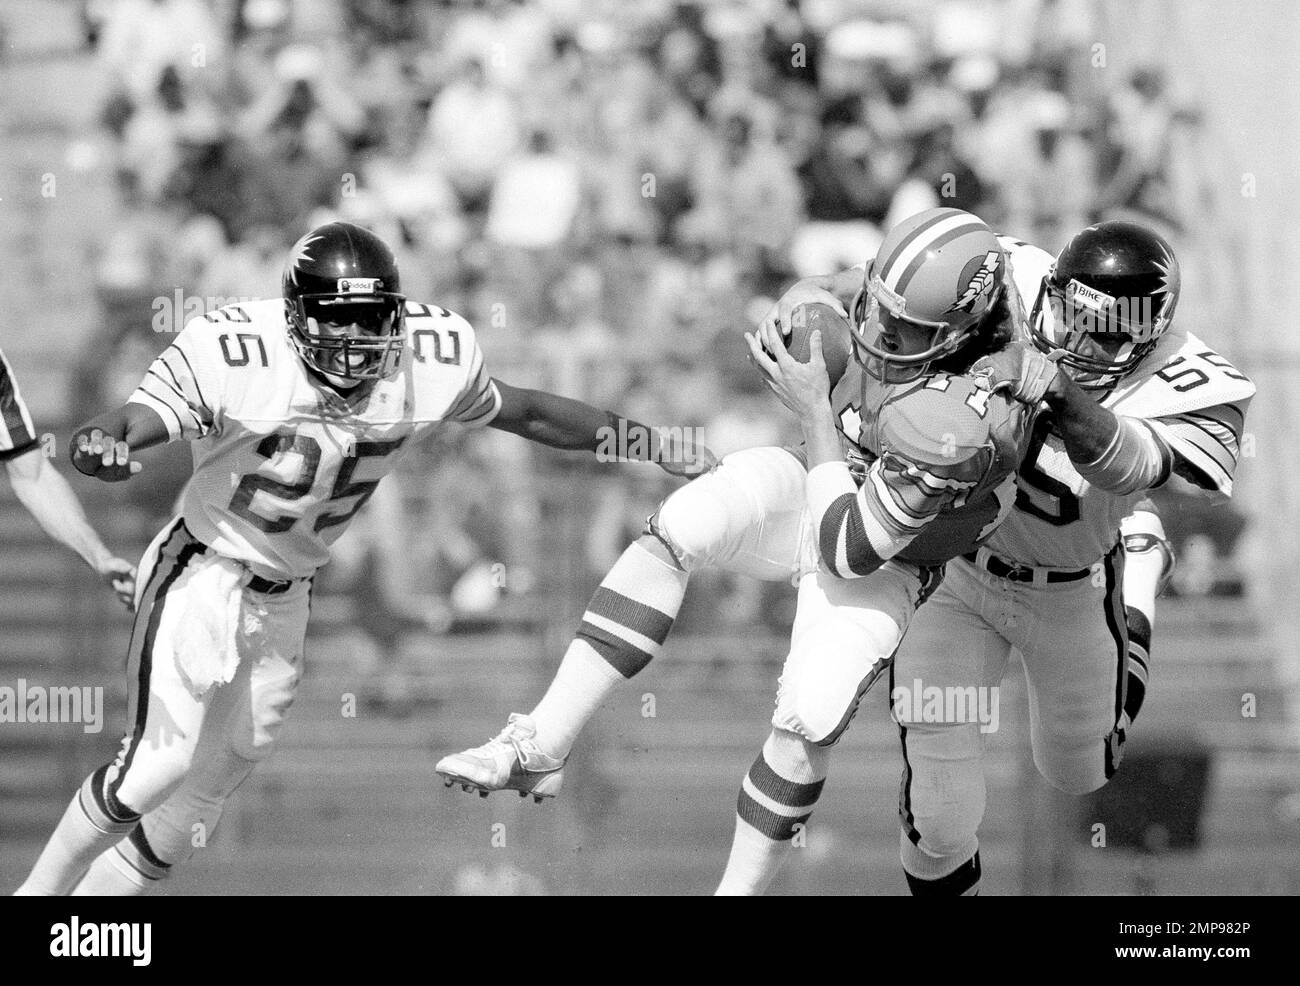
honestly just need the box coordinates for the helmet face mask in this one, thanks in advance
[1029,221,1179,390]
[283,223,408,387]
[289,295,405,384]
[849,264,979,384]
[848,208,1005,385]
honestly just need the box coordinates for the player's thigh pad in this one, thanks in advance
[893,563,1013,860]
[648,446,811,580]
[772,561,925,745]
[1017,552,1128,794]
[218,581,310,762]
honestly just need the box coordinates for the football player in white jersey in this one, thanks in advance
[0,347,135,606]
[773,220,1253,895]
[14,221,712,896]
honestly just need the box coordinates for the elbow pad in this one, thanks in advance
[1074,417,1170,495]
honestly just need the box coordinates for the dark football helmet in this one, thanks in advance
[282,221,406,384]
[1029,221,1180,389]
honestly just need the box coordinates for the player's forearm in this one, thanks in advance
[802,403,844,470]
[1044,375,1168,494]
[807,466,890,579]
[5,453,113,570]
[1042,372,1119,464]
[490,385,615,451]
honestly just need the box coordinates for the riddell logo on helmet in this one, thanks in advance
[947,251,1001,313]
[338,278,380,294]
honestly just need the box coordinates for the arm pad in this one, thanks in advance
[1074,416,1170,495]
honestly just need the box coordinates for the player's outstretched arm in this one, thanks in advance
[488,380,716,478]
[68,403,170,482]
[4,446,137,609]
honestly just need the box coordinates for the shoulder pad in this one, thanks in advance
[881,375,994,466]
[403,302,478,366]
[197,298,281,329]
[997,236,1054,313]
[1107,331,1255,417]
[404,301,474,334]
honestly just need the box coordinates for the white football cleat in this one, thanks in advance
[436,714,566,803]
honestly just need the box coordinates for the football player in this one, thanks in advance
[14,221,712,896]
[434,209,1035,895]
[0,347,135,607]
[773,221,1253,895]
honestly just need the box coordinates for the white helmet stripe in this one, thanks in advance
[880,213,986,293]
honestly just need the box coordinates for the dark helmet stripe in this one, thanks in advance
[890,222,990,297]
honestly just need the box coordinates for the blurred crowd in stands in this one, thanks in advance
[62,0,1234,647]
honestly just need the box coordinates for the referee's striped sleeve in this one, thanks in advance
[0,346,39,458]
[445,341,502,428]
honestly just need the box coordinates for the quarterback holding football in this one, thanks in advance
[436,208,1040,893]
[773,220,1253,895]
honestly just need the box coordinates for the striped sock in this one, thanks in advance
[15,766,140,896]
[530,541,687,756]
[72,826,170,896]
[715,730,827,895]
[904,851,982,896]
[1124,606,1152,725]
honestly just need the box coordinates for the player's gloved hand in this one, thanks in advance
[72,428,143,482]
[96,557,137,611]
[760,276,847,345]
[971,341,1063,406]
[656,429,719,479]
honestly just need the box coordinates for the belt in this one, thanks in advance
[245,572,300,595]
[962,549,1092,585]
[179,521,304,595]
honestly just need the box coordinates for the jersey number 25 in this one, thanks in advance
[230,428,406,534]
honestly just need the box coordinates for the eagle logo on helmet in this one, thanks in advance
[285,233,324,287]
[1148,240,1180,336]
[947,250,1002,314]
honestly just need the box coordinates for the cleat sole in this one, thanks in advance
[435,768,558,803]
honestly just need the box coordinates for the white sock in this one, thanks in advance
[530,541,687,756]
[72,843,158,896]
[715,730,828,895]
[15,770,138,896]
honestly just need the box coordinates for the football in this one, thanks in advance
[785,302,853,388]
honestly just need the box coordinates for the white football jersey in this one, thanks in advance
[987,237,1256,567]
[128,298,501,578]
